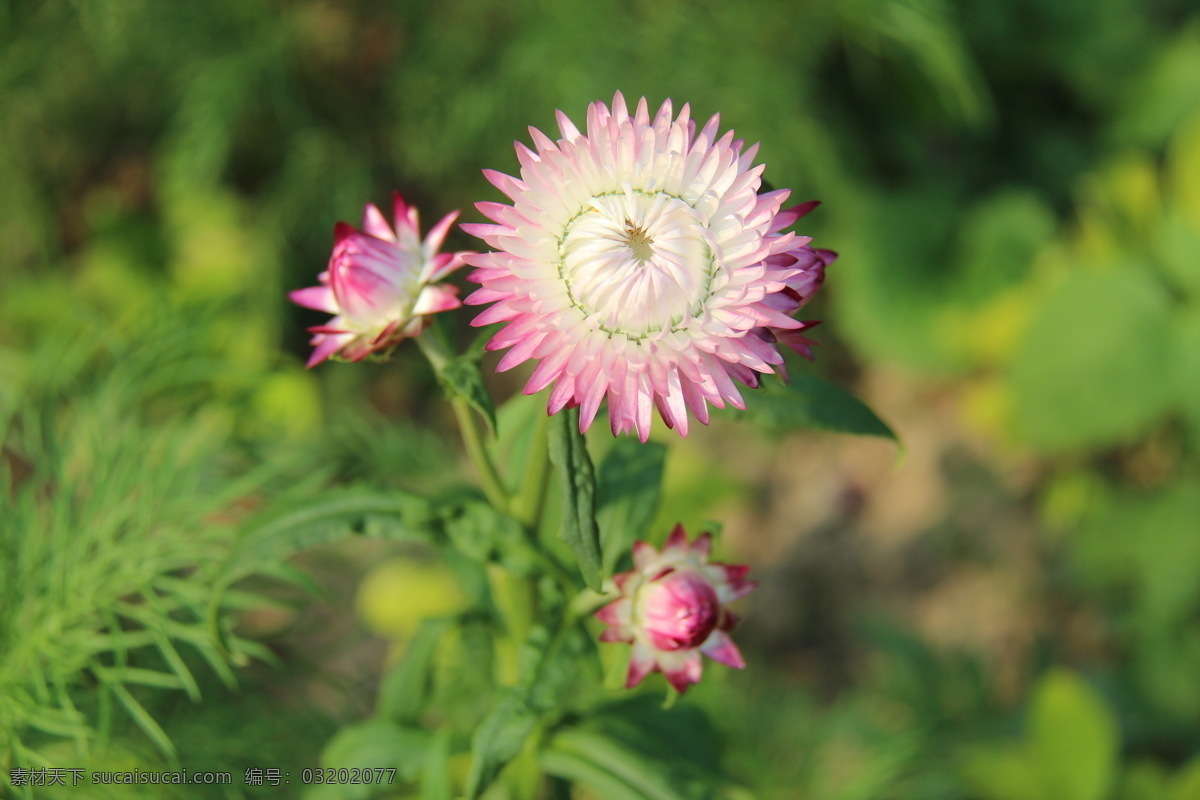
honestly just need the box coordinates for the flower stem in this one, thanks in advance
[416,334,508,510]
[448,395,508,511]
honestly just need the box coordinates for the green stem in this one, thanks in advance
[487,565,533,685]
[416,335,508,510]
[449,395,508,510]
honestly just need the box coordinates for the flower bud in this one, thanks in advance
[595,524,756,694]
[290,192,471,367]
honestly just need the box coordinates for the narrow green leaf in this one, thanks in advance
[548,408,602,590]
[742,375,897,440]
[376,618,453,724]
[95,666,185,691]
[95,669,177,760]
[596,439,667,578]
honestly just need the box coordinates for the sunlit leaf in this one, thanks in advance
[548,408,602,590]
[741,375,896,441]
[1030,670,1118,800]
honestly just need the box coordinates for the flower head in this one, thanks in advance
[463,92,833,441]
[290,192,470,367]
[595,524,756,694]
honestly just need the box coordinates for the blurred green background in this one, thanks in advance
[3,0,1200,797]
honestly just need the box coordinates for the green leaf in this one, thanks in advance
[1029,670,1117,800]
[439,496,538,576]
[420,727,454,800]
[220,488,438,584]
[548,407,602,590]
[465,625,583,798]
[741,375,897,440]
[596,439,667,578]
[953,191,1056,305]
[208,488,439,655]
[1010,266,1173,451]
[309,719,431,800]
[541,696,733,800]
[959,744,1043,800]
[437,354,497,433]
[464,687,542,799]
[542,729,712,800]
[1168,758,1200,800]
[376,618,453,724]
[96,669,177,760]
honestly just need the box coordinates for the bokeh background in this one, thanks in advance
[3,0,1200,797]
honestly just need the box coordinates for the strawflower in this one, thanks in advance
[291,192,470,367]
[595,524,756,694]
[463,92,832,440]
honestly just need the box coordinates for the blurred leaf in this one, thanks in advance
[1075,484,1200,629]
[1119,761,1170,800]
[1114,30,1200,146]
[377,618,454,724]
[97,672,177,761]
[548,407,602,590]
[542,695,732,799]
[464,687,541,800]
[465,625,582,798]
[1171,110,1200,231]
[1029,670,1117,800]
[1010,266,1173,451]
[836,0,993,128]
[439,496,537,577]
[420,727,454,800]
[960,744,1044,800]
[1169,758,1200,800]
[309,719,431,799]
[218,488,439,586]
[596,438,667,578]
[542,728,716,800]
[952,191,1057,306]
[741,375,896,441]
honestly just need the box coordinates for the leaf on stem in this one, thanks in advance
[742,375,897,441]
[376,618,453,724]
[548,408,602,590]
[465,625,585,799]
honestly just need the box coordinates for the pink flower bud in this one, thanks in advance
[595,524,756,694]
[640,568,720,651]
[290,192,473,367]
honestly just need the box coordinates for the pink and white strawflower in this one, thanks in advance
[595,524,756,694]
[463,92,833,441]
[290,192,471,367]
